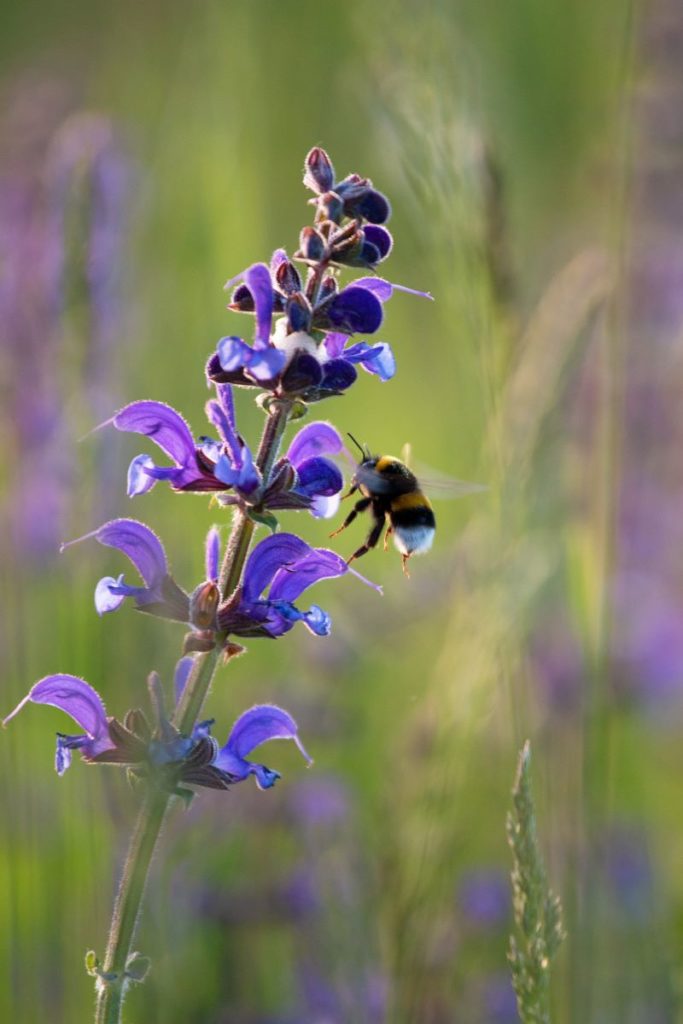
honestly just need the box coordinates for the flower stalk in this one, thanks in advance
[94,403,292,1024]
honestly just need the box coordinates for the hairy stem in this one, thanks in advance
[93,399,291,1023]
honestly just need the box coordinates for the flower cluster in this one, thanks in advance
[5,147,424,804]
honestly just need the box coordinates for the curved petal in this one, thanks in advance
[127,454,158,497]
[327,286,383,334]
[343,341,396,382]
[94,519,168,587]
[310,493,341,519]
[269,548,348,603]
[205,398,240,463]
[242,533,312,603]
[301,604,332,636]
[223,704,312,764]
[244,264,274,347]
[294,457,343,498]
[95,575,127,614]
[3,674,108,740]
[363,225,393,260]
[113,400,196,467]
[287,421,344,466]
[217,335,253,372]
[322,332,348,359]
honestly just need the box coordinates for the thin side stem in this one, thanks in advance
[94,399,291,1023]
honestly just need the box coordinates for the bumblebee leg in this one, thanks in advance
[347,514,386,565]
[383,524,393,552]
[329,496,371,538]
[340,485,358,501]
[401,552,411,578]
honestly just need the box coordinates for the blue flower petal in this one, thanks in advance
[294,457,343,498]
[222,703,312,764]
[113,400,197,467]
[242,534,312,603]
[126,454,158,497]
[287,421,344,466]
[327,286,383,334]
[269,548,348,604]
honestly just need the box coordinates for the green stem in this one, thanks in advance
[93,399,291,1023]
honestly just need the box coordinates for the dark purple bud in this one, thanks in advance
[329,228,364,264]
[303,147,335,194]
[287,294,313,333]
[298,226,326,263]
[317,276,338,303]
[275,258,302,296]
[335,172,369,201]
[356,241,382,268]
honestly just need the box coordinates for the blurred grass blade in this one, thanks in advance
[507,741,565,1024]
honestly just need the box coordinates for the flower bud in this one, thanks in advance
[275,258,302,296]
[190,581,219,630]
[287,293,313,333]
[298,226,326,262]
[317,190,344,224]
[303,147,335,194]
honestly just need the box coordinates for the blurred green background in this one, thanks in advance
[4,0,681,1021]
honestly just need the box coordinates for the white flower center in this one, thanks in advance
[271,318,328,366]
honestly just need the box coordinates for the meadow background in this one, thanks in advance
[1,0,678,1021]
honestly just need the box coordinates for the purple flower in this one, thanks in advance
[2,674,115,775]
[4,666,310,793]
[218,532,380,639]
[210,705,312,790]
[105,384,261,499]
[207,254,430,399]
[282,420,345,518]
[62,518,192,622]
[457,869,510,929]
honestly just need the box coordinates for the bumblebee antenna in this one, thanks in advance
[347,432,369,460]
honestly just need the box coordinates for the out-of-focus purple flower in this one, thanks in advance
[2,674,114,775]
[604,824,654,921]
[209,704,312,790]
[481,973,520,1023]
[217,532,380,639]
[62,517,191,622]
[458,869,511,929]
[288,776,351,828]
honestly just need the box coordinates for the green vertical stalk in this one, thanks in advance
[93,401,291,1023]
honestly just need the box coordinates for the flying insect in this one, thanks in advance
[330,436,483,576]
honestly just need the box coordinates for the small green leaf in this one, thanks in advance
[85,950,99,976]
[247,509,279,533]
[125,952,151,983]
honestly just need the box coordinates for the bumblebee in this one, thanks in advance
[330,436,436,576]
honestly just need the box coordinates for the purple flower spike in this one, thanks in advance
[64,518,190,622]
[224,263,274,347]
[111,400,203,495]
[3,674,113,775]
[213,704,312,790]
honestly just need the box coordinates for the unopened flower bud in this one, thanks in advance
[190,581,219,630]
[303,147,335,194]
[275,258,302,296]
[298,226,326,262]
[317,190,344,224]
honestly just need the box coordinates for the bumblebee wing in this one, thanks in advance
[400,441,412,467]
[409,457,488,500]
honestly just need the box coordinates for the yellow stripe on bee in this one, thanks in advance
[375,455,402,471]
[391,491,431,510]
